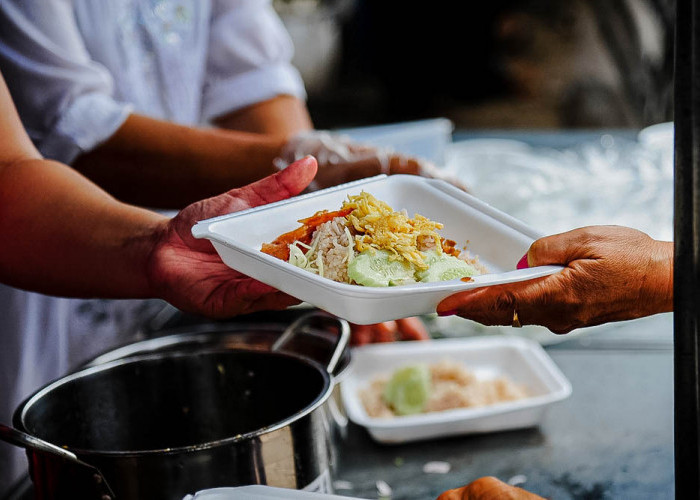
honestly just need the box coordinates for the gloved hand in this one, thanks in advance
[274,130,466,190]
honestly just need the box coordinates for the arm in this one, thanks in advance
[0,74,162,296]
[0,157,161,297]
[0,72,318,316]
[436,226,673,334]
[214,94,313,136]
[202,0,309,136]
[71,113,287,209]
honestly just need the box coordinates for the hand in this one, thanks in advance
[437,477,544,500]
[350,317,430,345]
[275,130,465,190]
[436,226,673,334]
[146,157,318,318]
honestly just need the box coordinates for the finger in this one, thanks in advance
[371,321,398,343]
[175,156,318,245]
[209,290,299,319]
[396,317,430,341]
[388,155,422,175]
[240,155,318,207]
[434,489,460,500]
[527,226,607,267]
[315,157,383,187]
[202,155,319,216]
[436,275,578,333]
[350,324,373,346]
[437,285,517,327]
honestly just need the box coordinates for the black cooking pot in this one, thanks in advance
[8,312,349,500]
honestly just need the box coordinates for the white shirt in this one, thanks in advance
[0,0,306,164]
[0,0,306,491]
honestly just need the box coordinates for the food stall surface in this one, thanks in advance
[333,313,674,500]
[2,127,675,500]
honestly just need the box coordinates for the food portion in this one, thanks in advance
[360,359,529,417]
[261,191,486,286]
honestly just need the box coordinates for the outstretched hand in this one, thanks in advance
[436,226,673,334]
[437,477,544,500]
[146,157,318,318]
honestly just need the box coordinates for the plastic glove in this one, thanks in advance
[274,130,466,190]
[349,317,430,346]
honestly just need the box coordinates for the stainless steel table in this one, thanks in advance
[333,314,674,500]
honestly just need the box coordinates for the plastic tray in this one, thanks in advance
[192,175,562,325]
[340,336,572,444]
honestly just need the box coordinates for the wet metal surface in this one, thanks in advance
[334,318,674,499]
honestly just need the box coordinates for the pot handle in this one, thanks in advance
[271,311,350,374]
[0,423,116,499]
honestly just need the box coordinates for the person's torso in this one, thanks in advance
[72,0,211,125]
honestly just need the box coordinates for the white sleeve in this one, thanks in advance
[201,0,307,122]
[0,0,132,164]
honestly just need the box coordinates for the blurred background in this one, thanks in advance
[274,0,676,345]
[274,0,674,130]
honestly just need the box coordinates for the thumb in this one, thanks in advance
[524,229,591,268]
[248,155,318,205]
[175,156,318,246]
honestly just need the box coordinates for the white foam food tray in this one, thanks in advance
[192,175,562,325]
[340,336,572,443]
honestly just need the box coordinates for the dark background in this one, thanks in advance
[276,0,675,130]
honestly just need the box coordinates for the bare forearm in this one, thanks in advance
[0,158,166,298]
[214,95,313,136]
[72,114,287,209]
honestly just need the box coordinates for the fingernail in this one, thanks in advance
[437,309,458,317]
[516,253,529,269]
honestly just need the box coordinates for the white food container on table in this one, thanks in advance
[340,336,572,444]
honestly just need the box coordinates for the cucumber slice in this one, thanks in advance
[348,249,415,287]
[383,364,431,415]
[416,250,479,283]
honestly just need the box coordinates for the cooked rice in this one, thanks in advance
[305,217,353,283]
[359,359,529,418]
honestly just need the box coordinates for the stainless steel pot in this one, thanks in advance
[82,311,353,439]
[9,312,349,500]
[83,311,352,380]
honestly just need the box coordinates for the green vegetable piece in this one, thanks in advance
[383,364,431,415]
[416,250,478,283]
[348,249,415,287]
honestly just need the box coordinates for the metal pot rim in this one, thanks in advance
[14,349,334,457]
[83,322,352,379]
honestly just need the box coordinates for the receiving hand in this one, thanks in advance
[437,477,544,500]
[146,157,318,318]
[436,226,673,334]
[350,316,430,345]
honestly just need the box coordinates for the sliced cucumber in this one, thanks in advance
[416,250,479,283]
[348,249,415,287]
[383,364,431,416]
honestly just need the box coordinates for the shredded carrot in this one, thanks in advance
[261,208,353,261]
